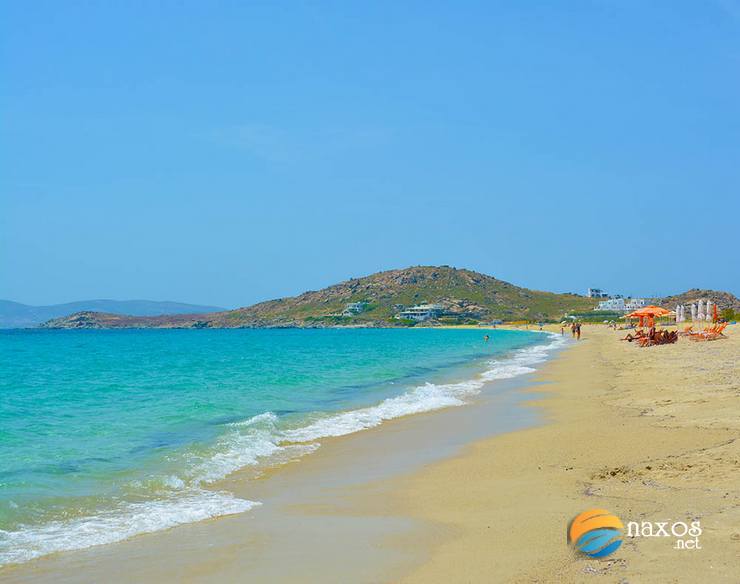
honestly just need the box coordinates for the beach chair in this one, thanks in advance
[706,323,729,339]
[688,322,728,341]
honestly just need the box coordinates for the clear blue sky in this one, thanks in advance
[2,1,739,308]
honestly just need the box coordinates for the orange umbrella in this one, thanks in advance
[624,306,672,318]
[624,305,672,329]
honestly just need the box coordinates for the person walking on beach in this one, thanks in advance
[570,322,577,338]
[560,326,565,336]
[575,323,582,340]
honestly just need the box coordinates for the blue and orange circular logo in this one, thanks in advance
[568,509,624,558]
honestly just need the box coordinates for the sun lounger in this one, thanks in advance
[688,322,728,341]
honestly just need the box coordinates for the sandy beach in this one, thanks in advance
[395,324,739,582]
[2,325,737,583]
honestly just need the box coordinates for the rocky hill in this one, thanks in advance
[41,266,599,329]
[658,289,740,311]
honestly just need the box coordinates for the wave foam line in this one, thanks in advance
[0,490,257,566]
[282,332,567,442]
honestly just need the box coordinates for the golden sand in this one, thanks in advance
[394,324,739,582]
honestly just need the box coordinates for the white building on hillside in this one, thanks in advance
[396,304,444,321]
[342,301,368,316]
[596,297,647,312]
[597,298,626,311]
[624,298,647,311]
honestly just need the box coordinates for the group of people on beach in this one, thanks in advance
[622,326,678,346]
[566,322,581,340]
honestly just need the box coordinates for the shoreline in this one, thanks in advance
[1,330,563,582]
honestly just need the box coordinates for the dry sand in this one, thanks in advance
[394,324,739,583]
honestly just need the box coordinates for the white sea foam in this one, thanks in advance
[282,332,567,442]
[1,332,566,566]
[190,412,319,485]
[0,490,257,566]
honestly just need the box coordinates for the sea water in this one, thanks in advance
[0,327,563,565]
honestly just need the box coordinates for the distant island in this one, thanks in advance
[0,300,226,329]
[36,266,740,330]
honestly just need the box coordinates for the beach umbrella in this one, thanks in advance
[624,305,671,329]
[676,304,682,323]
[625,306,672,319]
[697,300,704,321]
[691,303,697,321]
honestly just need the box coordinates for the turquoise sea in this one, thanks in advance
[0,327,562,565]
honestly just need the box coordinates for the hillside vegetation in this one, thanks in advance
[210,266,596,326]
[41,266,597,329]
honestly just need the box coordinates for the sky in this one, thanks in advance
[2,1,739,308]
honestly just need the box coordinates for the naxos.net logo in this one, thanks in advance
[567,509,624,558]
[568,508,704,558]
